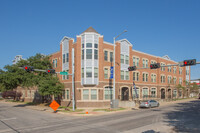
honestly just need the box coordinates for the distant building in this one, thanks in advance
[12,55,24,64]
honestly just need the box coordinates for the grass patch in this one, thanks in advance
[6,100,24,103]
[58,109,84,113]
[25,102,39,105]
[93,107,126,112]
[0,98,4,100]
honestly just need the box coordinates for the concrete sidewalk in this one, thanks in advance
[0,97,198,116]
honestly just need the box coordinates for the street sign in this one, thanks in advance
[49,100,60,111]
[60,72,68,75]
[110,66,113,79]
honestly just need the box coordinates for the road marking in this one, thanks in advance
[0,117,16,121]
[0,129,13,133]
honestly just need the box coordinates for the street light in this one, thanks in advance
[113,30,127,102]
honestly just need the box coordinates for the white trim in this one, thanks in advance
[116,39,133,46]
[103,41,114,46]
[132,50,178,63]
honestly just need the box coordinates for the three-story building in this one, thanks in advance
[50,27,190,108]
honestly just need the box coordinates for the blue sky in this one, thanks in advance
[0,0,199,79]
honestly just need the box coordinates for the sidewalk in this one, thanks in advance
[0,97,198,116]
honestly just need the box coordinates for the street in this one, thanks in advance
[0,100,200,133]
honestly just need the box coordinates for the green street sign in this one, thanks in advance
[60,72,68,75]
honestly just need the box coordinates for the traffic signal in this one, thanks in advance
[128,66,137,71]
[46,69,56,74]
[183,59,196,66]
[23,66,34,72]
[150,63,160,69]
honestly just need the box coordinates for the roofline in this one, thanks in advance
[60,36,74,44]
[116,39,133,46]
[103,41,113,46]
[49,51,60,56]
[132,49,178,64]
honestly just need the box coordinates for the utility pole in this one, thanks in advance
[72,48,75,111]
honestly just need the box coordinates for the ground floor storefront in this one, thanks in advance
[15,82,190,108]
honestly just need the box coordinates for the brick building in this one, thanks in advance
[49,27,190,108]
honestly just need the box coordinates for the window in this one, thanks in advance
[81,68,84,78]
[161,75,165,83]
[63,89,70,100]
[168,76,172,84]
[125,55,129,65]
[151,60,156,64]
[125,71,129,80]
[142,59,148,68]
[133,57,136,66]
[104,68,108,79]
[168,66,171,72]
[186,69,189,75]
[151,74,156,83]
[179,78,182,84]
[143,73,148,82]
[86,67,92,78]
[83,89,89,100]
[94,49,98,59]
[173,90,177,98]
[179,68,182,75]
[121,54,124,64]
[161,63,165,71]
[62,70,69,80]
[173,67,176,74]
[94,43,98,48]
[82,49,84,59]
[86,43,92,48]
[91,89,97,100]
[82,43,84,48]
[94,68,98,78]
[133,72,139,81]
[173,77,177,84]
[63,54,65,63]
[53,59,57,68]
[121,71,124,80]
[151,88,156,98]
[31,90,35,98]
[142,88,148,98]
[104,51,108,61]
[110,52,113,62]
[86,49,92,59]
[104,87,113,100]
[66,53,69,62]
[82,89,98,101]
[132,87,139,99]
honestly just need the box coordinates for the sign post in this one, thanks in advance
[110,66,113,79]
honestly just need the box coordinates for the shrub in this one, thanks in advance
[2,91,22,100]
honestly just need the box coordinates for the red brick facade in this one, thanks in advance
[48,27,190,108]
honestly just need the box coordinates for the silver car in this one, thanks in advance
[139,100,159,108]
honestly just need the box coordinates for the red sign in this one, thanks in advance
[49,100,60,111]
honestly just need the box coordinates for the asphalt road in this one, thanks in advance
[0,100,200,133]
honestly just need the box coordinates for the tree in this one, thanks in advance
[38,76,64,100]
[190,82,199,94]
[0,53,64,102]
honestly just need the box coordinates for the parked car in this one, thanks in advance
[139,100,159,108]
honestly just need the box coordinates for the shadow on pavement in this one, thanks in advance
[163,100,200,133]
[142,130,160,133]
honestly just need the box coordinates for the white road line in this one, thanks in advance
[0,129,13,133]
[0,117,16,121]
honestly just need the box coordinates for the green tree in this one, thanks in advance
[38,76,64,99]
[0,53,64,101]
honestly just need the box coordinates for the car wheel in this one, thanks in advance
[149,105,151,108]
[157,103,160,107]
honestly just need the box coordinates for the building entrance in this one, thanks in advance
[161,89,165,99]
[121,87,129,101]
